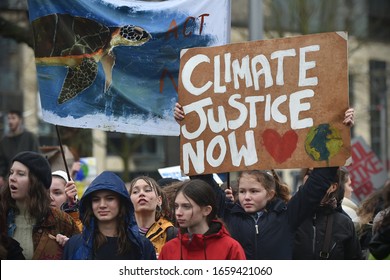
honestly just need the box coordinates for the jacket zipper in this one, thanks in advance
[253,213,261,235]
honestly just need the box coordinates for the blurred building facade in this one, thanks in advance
[0,0,389,186]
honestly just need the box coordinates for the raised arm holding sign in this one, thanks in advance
[172,32,358,260]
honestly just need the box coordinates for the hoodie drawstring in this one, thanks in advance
[179,234,208,260]
[203,237,207,260]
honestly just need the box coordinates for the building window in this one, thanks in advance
[368,0,390,41]
[369,60,388,163]
[106,132,160,156]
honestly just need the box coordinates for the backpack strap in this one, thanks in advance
[166,226,178,241]
[319,214,334,259]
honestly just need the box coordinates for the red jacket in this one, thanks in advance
[159,220,246,260]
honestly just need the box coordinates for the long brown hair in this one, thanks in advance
[81,193,133,255]
[356,182,389,225]
[0,206,8,259]
[373,180,390,231]
[175,179,217,226]
[0,172,51,224]
[161,181,183,223]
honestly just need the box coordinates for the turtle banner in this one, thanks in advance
[27,0,231,136]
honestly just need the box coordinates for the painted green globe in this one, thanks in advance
[75,160,89,181]
[305,124,343,162]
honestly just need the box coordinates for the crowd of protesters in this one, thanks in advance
[1,106,389,260]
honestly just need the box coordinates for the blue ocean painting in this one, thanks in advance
[28,0,230,135]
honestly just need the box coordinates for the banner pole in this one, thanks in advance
[55,125,71,181]
[226,172,230,188]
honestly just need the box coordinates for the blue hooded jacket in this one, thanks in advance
[63,171,156,260]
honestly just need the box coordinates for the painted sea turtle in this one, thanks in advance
[31,13,151,104]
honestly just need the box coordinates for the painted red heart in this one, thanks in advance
[262,129,298,163]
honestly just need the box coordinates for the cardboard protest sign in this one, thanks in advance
[178,32,351,176]
[347,136,388,202]
[158,165,190,181]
